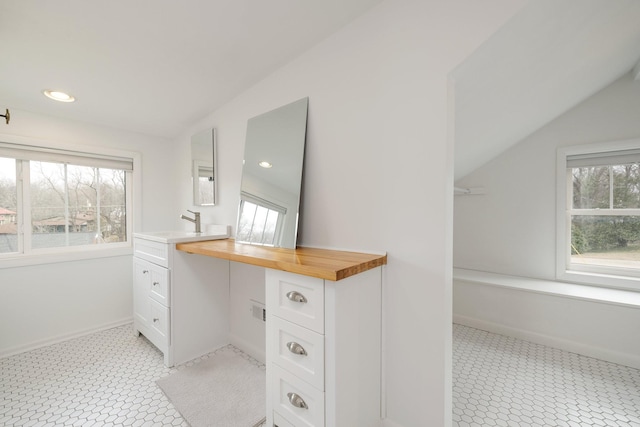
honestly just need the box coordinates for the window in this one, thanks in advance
[557,140,640,289]
[0,141,135,264]
[236,192,285,246]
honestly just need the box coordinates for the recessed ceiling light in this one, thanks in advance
[43,90,75,103]
[258,161,273,168]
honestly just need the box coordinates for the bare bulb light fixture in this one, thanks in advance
[43,90,76,103]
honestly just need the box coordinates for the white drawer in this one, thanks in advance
[273,411,296,427]
[149,298,170,348]
[266,269,324,334]
[134,237,169,268]
[272,365,324,427]
[271,317,324,391]
[148,264,170,306]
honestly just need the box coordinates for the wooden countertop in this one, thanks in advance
[176,239,387,281]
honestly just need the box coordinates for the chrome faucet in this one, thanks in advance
[180,210,201,233]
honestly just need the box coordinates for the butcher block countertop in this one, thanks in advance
[176,239,386,281]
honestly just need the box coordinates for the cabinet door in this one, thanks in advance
[133,258,151,327]
[148,299,170,348]
[148,264,170,306]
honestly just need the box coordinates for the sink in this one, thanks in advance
[134,225,230,244]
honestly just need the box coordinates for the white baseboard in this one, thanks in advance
[0,317,133,359]
[453,314,640,370]
[229,333,265,365]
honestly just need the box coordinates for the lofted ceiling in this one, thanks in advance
[453,0,640,181]
[0,0,383,138]
[3,0,639,177]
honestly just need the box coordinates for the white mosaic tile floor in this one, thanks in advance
[0,325,264,426]
[453,324,640,427]
[2,323,639,426]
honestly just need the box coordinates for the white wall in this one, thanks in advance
[0,108,175,356]
[170,1,526,425]
[454,72,640,278]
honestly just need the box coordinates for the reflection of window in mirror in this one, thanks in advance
[191,128,216,206]
[195,163,214,205]
[236,193,286,246]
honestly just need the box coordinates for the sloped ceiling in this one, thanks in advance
[0,0,382,138]
[453,0,640,181]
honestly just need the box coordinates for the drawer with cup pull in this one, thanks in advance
[266,269,324,334]
[270,316,325,390]
[271,364,324,427]
[273,411,296,427]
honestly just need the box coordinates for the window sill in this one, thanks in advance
[558,268,640,291]
[0,245,133,269]
[453,268,640,309]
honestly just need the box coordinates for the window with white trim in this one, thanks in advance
[557,140,640,289]
[0,142,134,258]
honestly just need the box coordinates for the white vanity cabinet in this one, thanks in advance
[133,230,230,367]
[133,254,171,358]
[175,239,386,427]
[266,268,382,427]
[133,238,172,364]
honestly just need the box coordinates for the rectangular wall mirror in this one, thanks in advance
[191,128,216,206]
[236,97,308,249]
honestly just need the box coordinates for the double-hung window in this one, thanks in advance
[557,140,640,289]
[0,140,135,265]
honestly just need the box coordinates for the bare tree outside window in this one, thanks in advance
[0,144,133,259]
[570,163,640,269]
[0,157,18,254]
[30,161,126,249]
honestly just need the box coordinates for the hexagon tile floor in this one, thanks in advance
[1,323,639,426]
[453,324,640,427]
[0,324,266,426]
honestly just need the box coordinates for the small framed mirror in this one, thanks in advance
[191,128,216,206]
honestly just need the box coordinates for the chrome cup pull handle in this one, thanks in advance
[287,392,308,409]
[286,341,307,356]
[286,291,307,303]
